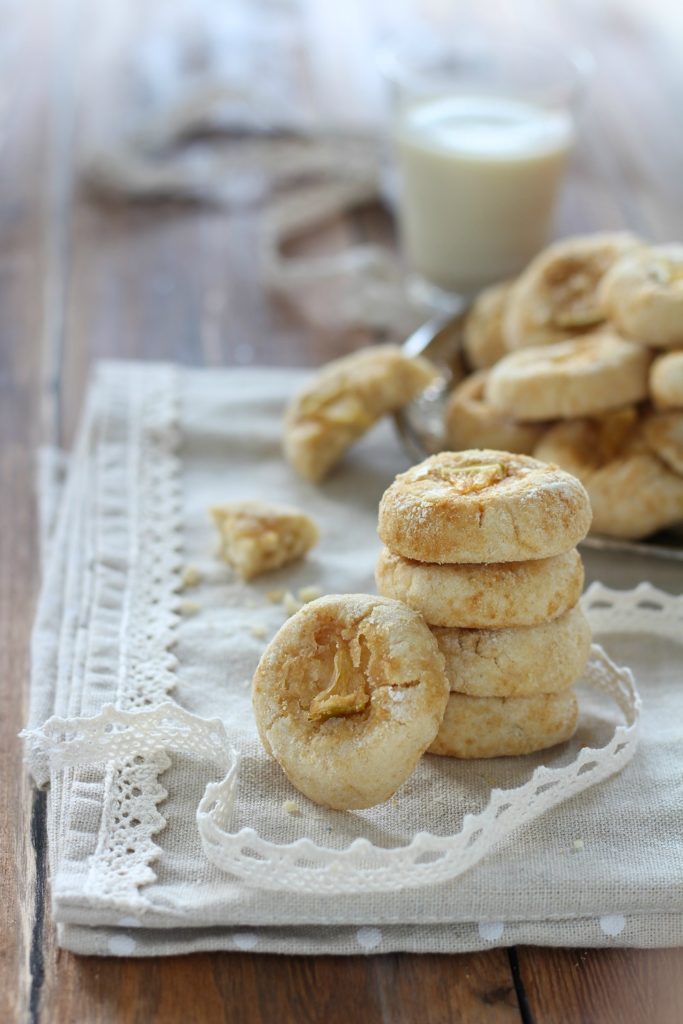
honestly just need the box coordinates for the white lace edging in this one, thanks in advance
[26,364,185,909]
[24,639,640,896]
[581,580,683,637]
[93,365,183,906]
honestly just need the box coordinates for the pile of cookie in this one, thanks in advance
[448,233,683,539]
[376,449,593,759]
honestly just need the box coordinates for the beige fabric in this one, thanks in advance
[27,362,683,957]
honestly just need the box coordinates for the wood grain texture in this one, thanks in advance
[516,946,683,1024]
[37,950,521,1024]
[3,0,683,1022]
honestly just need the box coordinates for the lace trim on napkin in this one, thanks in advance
[26,573,651,899]
[79,364,183,907]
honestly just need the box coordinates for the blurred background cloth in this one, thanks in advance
[26,0,676,333]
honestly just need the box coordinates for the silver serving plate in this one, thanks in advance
[395,312,683,563]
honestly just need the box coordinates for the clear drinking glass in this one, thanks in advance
[379,36,592,304]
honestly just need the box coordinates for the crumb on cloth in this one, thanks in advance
[180,565,203,589]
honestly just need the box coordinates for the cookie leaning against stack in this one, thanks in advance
[376,450,593,759]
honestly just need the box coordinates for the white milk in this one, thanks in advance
[396,95,574,294]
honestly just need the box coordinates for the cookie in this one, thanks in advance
[599,243,683,348]
[535,410,683,538]
[211,501,318,580]
[462,280,512,370]
[377,450,591,564]
[252,594,448,810]
[503,231,641,350]
[486,331,651,422]
[432,605,591,697]
[650,351,683,410]
[283,345,436,482]
[445,371,545,454]
[375,546,583,628]
[642,411,683,477]
[428,689,579,759]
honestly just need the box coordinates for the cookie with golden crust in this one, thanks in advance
[535,409,683,538]
[283,345,436,482]
[462,280,513,370]
[486,331,651,422]
[377,450,591,564]
[432,605,591,697]
[375,546,583,628]
[252,594,448,811]
[211,501,318,580]
[650,351,683,410]
[503,231,641,350]
[428,689,579,758]
[599,243,683,348]
[445,371,545,454]
[642,411,683,477]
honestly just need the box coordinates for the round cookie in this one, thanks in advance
[445,371,545,454]
[375,546,583,629]
[283,345,436,482]
[377,450,592,564]
[642,411,683,477]
[503,231,641,350]
[432,605,592,697]
[252,594,448,811]
[485,331,651,422]
[462,280,512,370]
[599,243,683,348]
[650,351,683,410]
[428,689,579,759]
[535,411,683,538]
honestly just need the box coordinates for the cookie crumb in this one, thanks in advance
[283,590,302,617]
[211,501,318,580]
[572,838,584,853]
[266,589,285,603]
[180,565,203,589]
[250,623,267,640]
[282,800,301,816]
[298,585,322,603]
[179,600,200,616]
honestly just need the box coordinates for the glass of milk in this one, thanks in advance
[380,38,592,301]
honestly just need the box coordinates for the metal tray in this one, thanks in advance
[394,311,683,563]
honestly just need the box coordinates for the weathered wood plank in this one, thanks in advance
[516,945,683,1024]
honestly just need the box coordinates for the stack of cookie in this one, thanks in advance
[447,233,683,540]
[376,449,593,759]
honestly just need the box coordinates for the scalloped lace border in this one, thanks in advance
[25,626,644,897]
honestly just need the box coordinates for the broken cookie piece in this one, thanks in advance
[283,345,436,482]
[210,501,319,581]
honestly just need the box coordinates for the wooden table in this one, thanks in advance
[3,1,682,1021]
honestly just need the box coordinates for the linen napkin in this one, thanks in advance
[27,361,683,956]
